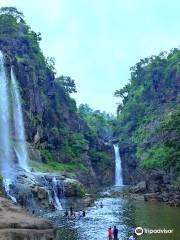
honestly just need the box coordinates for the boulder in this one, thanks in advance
[144,193,158,201]
[63,179,85,197]
[147,182,160,192]
[133,181,146,193]
[32,186,48,201]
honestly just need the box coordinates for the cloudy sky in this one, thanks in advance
[0,0,180,114]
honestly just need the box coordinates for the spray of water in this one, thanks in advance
[0,51,12,179]
[52,177,63,210]
[0,52,63,209]
[11,68,29,172]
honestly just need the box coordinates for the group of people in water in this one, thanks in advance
[63,202,137,240]
[64,201,103,220]
[108,226,137,240]
[64,206,86,220]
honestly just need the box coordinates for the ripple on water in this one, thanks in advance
[49,195,180,240]
[75,198,129,240]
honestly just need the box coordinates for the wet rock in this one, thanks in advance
[144,193,158,201]
[82,194,94,207]
[99,191,111,197]
[63,179,85,197]
[132,181,146,193]
[32,186,48,200]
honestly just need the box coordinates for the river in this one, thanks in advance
[44,187,180,240]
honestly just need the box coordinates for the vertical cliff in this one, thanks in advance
[114,49,180,193]
[0,7,114,187]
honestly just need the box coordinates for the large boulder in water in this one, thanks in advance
[63,178,85,197]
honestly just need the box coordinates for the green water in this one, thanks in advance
[48,189,180,240]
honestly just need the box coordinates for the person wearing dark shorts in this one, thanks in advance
[113,226,118,240]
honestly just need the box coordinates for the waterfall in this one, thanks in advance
[3,179,17,203]
[0,51,64,210]
[11,68,29,172]
[0,51,12,179]
[114,144,123,186]
[52,177,63,210]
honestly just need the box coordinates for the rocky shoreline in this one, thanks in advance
[0,197,56,240]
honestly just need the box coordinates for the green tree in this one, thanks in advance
[56,75,77,93]
[0,7,24,21]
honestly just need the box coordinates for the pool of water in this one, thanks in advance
[47,192,180,240]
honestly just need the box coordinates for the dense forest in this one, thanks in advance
[114,49,180,187]
[0,6,179,196]
[0,7,113,186]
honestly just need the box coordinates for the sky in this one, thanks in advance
[0,0,180,114]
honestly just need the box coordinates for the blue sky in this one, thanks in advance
[0,0,180,114]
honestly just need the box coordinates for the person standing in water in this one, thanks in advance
[70,206,73,216]
[107,227,113,240]
[64,210,68,217]
[82,210,86,217]
[113,226,118,240]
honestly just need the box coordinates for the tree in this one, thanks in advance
[0,7,24,21]
[114,84,130,99]
[78,104,93,116]
[46,57,56,73]
[56,75,77,94]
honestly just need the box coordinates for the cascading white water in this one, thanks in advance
[3,179,17,203]
[0,51,63,209]
[0,51,12,179]
[114,144,123,186]
[11,68,29,172]
[52,177,63,210]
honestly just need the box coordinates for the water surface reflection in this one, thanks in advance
[54,197,179,240]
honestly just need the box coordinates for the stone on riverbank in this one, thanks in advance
[0,197,56,240]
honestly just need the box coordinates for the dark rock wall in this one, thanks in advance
[0,14,114,186]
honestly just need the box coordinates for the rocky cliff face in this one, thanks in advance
[0,8,114,187]
[114,49,180,201]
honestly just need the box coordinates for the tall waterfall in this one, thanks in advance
[0,51,64,209]
[114,144,123,186]
[0,51,12,179]
[11,68,29,172]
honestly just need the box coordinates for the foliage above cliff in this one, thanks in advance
[0,7,113,182]
[78,103,114,141]
[115,48,180,170]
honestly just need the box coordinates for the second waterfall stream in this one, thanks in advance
[114,144,123,186]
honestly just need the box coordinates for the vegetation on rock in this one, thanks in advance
[114,48,180,179]
[0,7,113,185]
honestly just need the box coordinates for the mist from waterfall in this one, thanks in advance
[11,68,29,172]
[0,51,12,179]
[114,144,123,186]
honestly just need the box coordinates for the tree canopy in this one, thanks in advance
[114,47,180,170]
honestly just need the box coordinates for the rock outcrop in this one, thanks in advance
[0,197,56,240]
[0,9,114,188]
[131,170,180,206]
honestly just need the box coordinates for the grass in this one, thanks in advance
[29,160,87,173]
